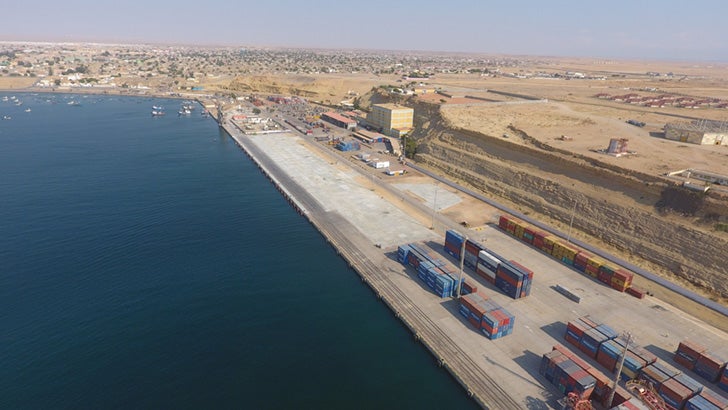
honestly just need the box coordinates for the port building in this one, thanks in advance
[367,103,414,138]
[321,111,357,130]
[664,121,728,146]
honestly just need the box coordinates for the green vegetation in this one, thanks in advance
[404,137,417,158]
[716,222,728,233]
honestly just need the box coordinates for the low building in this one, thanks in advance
[665,121,728,146]
[321,111,357,130]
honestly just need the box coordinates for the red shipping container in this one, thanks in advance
[597,350,618,373]
[574,251,593,267]
[674,353,696,370]
[612,268,633,284]
[611,280,629,292]
[630,345,658,366]
[468,315,480,329]
[626,286,646,299]
[461,281,477,295]
[578,316,599,329]
[498,215,509,230]
[697,351,726,371]
[598,270,613,285]
[584,264,599,278]
[659,378,694,409]
[679,340,707,361]
[604,386,632,407]
[567,321,588,338]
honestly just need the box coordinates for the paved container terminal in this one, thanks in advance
[221,118,728,409]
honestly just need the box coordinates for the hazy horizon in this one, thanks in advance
[2,0,727,62]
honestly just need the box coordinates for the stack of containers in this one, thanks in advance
[597,339,622,372]
[611,269,634,292]
[532,230,549,250]
[459,293,515,340]
[476,249,501,284]
[695,351,728,383]
[399,243,463,298]
[480,306,515,339]
[658,377,696,409]
[494,261,533,299]
[686,387,728,410]
[463,238,485,269]
[552,241,580,266]
[522,226,537,245]
[509,260,533,297]
[584,254,605,278]
[541,235,559,255]
[676,340,708,371]
[563,316,618,360]
[720,367,728,392]
[672,373,704,400]
[573,250,594,273]
[539,348,596,398]
[639,362,681,390]
[587,366,613,405]
[444,230,464,259]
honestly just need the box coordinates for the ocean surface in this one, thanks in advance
[0,93,479,409]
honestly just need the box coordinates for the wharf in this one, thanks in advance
[218,119,521,409]
[216,114,728,409]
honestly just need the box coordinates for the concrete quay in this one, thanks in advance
[217,118,728,409]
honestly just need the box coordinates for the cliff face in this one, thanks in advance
[411,101,728,300]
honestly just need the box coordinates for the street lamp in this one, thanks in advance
[430,183,439,230]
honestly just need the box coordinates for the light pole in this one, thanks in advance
[567,199,577,243]
[456,234,468,298]
[430,183,439,230]
[607,332,633,408]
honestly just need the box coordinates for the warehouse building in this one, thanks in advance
[367,103,413,138]
[664,121,728,145]
[321,111,357,130]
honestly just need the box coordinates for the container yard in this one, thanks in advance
[217,109,728,410]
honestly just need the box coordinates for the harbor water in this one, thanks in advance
[0,94,479,409]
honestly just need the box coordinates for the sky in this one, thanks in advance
[1,0,727,61]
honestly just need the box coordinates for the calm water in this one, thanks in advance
[0,94,478,409]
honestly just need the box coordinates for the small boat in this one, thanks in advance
[152,105,164,110]
[25,108,31,112]
[1,97,8,102]
[178,108,191,116]
[68,101,81,106]
[2,115,11,120]
[151,110,165,116]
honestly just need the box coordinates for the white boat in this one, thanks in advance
[151,110,165,117]
[25,108,31,112]
[2,115,11,120]
[152,105,164,110]
[1,97,8,102]
[68,101,81,106]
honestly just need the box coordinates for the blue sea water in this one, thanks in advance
[0,94,478,409]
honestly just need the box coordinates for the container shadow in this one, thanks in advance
[540,321,567,342]
[438,298,487,337]
[509,351,559,409]
[643,344,676,363]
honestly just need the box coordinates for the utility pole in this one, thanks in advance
[566,199,577,243]
[456,235,467,298]
[607,332,633,408]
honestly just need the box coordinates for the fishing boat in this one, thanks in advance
[151,110,165,116]
[152,105,164,110]
[178,108,192,116]
[25,108,31,112]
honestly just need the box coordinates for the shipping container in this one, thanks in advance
[695,351,727,383]
[626,286,646,299]
[476,250,500,283]
[674,372,704,396]
[658,378,695,410]
[720,367,728,393]
[701,388,728,409]
[686,394,722,410]
[639,363,672,389]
